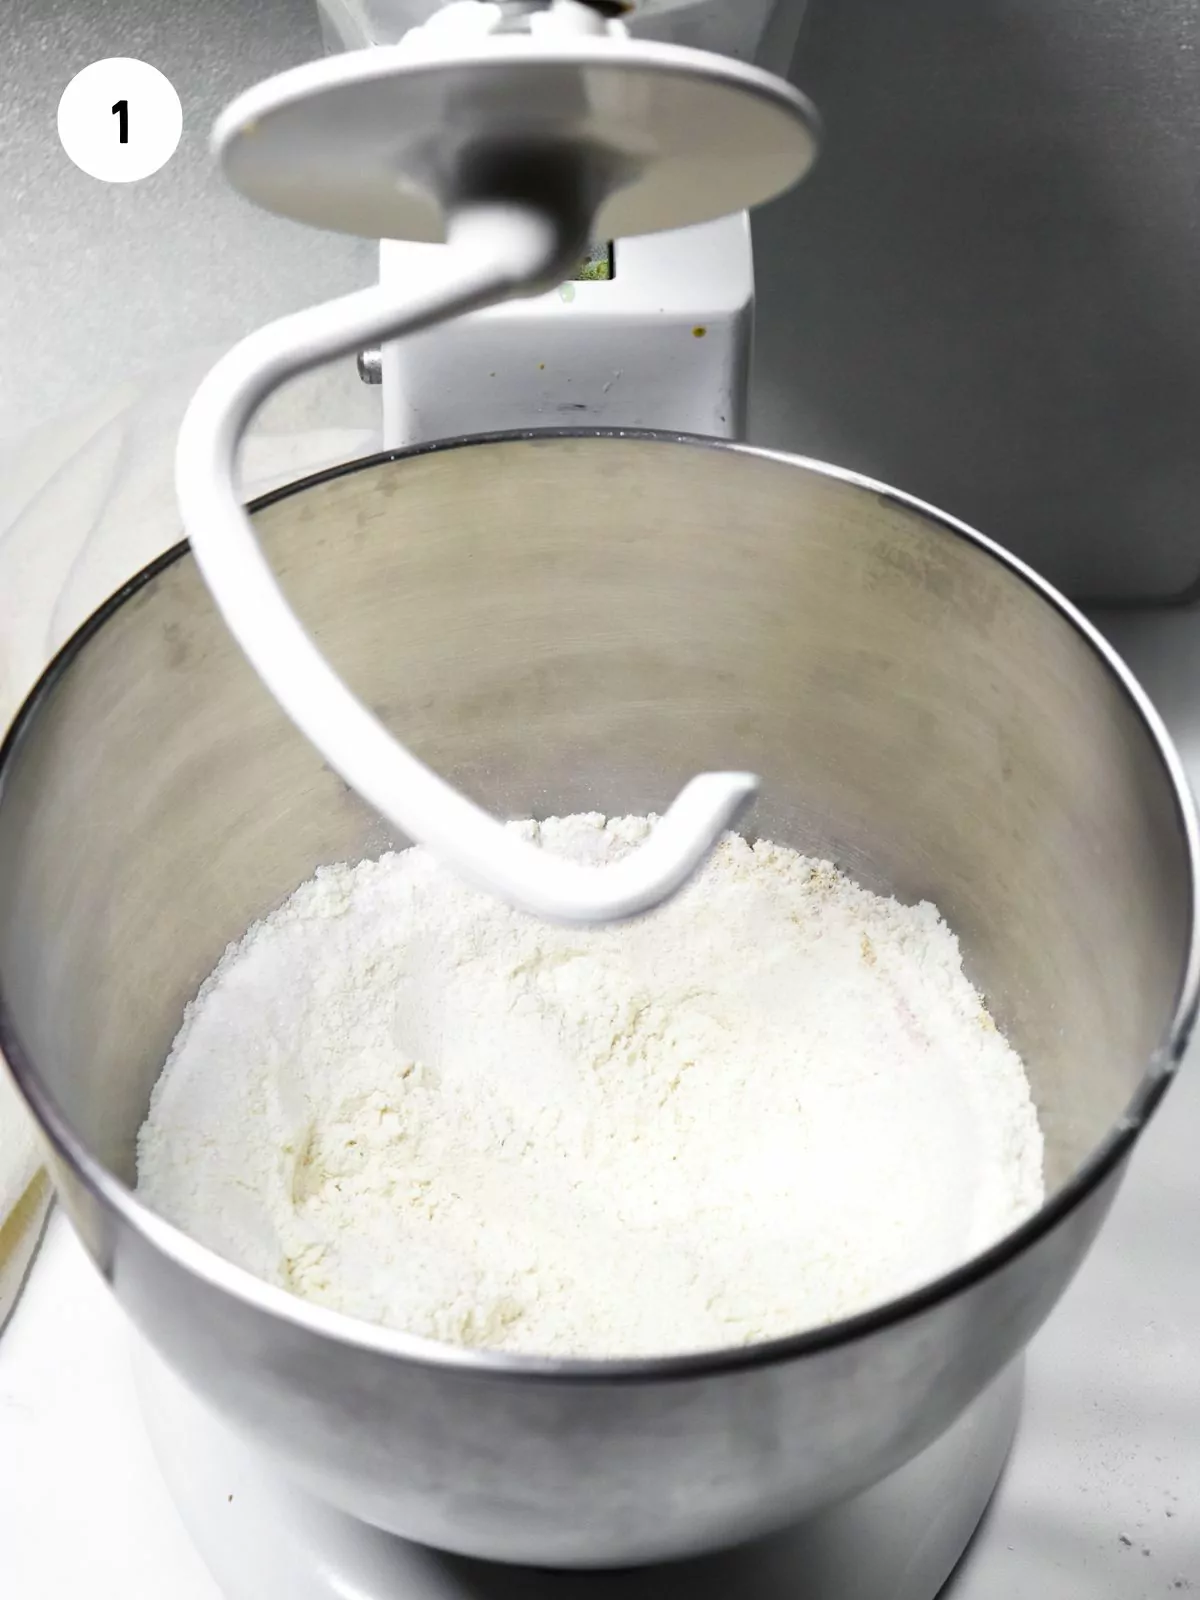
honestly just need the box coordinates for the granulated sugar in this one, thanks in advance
[136,814,1044,1358]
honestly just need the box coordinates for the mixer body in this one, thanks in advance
[325,3,814,449]
[0,434,1194,1565]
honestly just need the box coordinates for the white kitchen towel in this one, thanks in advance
[0,359,376,1332]
[0,1081,48,1332]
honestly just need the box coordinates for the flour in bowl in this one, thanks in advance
[136,814,1044,1358]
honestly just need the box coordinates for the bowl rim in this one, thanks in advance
[2,426,1197,1383]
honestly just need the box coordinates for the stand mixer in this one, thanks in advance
[1,3,1196,1599]
[149,0,1169,1589]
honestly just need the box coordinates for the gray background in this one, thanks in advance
[4,0,1200,597]
[0,0,374,444]
[755,0,1200,600]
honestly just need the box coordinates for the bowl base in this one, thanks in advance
[135,1342,1022,1596]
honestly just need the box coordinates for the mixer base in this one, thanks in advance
[135,1345,1022,1600]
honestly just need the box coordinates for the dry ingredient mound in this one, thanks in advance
[137,814,1044,1358]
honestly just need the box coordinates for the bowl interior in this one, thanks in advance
[0,436,1192,1225]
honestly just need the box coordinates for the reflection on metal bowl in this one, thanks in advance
[0,433,1195,1566]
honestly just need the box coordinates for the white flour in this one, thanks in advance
[137,814,1044,1358]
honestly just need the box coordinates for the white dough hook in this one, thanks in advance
[176,23,820,925]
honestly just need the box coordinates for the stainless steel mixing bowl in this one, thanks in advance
[0,433,1196,1567]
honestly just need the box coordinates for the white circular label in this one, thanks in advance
[57,58,182,184]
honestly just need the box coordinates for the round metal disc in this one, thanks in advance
[213,37,821,243]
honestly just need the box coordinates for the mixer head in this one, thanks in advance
[213,5,820,247]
